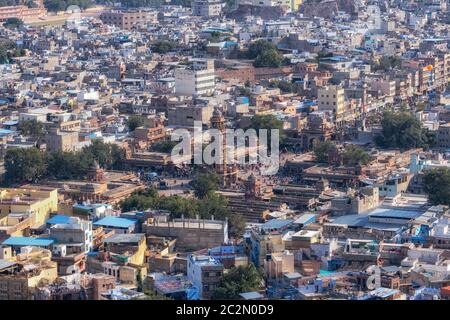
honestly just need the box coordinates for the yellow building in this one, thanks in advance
[0,248,58,300]
[103,233,147,266]
[291,0,303,11]
[317,85,346,123]
[0,187,58,237]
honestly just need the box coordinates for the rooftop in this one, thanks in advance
[262,219,294,231]
[103,233,144,244]
[93,216,137,229]
[2,237,55,247]
[47,214,71,225]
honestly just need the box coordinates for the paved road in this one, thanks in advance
[156,178,192,197]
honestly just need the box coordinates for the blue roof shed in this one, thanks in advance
[93,216,137,229]
[2,237,55,247]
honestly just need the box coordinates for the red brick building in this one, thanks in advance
[0,2,47,23]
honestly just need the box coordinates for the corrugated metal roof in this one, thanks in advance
[0,259,17,270]
[2,237,54,247]
[47,214,71,225]
[93,216,137,229]
[262,219,293,230]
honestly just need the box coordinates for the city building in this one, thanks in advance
[187,254,224,299]
[175,59,216,96]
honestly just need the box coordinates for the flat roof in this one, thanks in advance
[0,259,17,270]
[262,219,293,230]
[47,214,71,225]
[239,292,264,300]
[94,216,137,229]
[2,236,54,247]
[369,287,400,298]
[327,214,404,232]
[103,233,144,244]
[294,213,316,225]
[293,230,320,238]
[369,208,423,220]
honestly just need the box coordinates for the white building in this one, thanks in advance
[175,59,216,96]
[251,0,292,10]
[192,0,223,17]
[49,217,93,254]
[187,254,223,299]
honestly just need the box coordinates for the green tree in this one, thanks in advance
[212,264,262,300]
[374,56,402,72]
[4,148,47,184]
[198,193,229,220]
[120,188,159,212]
[3,17,23,29]
[342,145,372,166]
[375,111,434,149]
[119,187,243,239]
[248,114,285,146]
[248,114,283,132]
[158,195,200,218]
[247,40,277,59]
[152,40,177,54]
[18,120,46,138]
[0,39,24,64]
[191,172,221,199]
[253,49,283,68]
[127,115,144,132]
[120,194,156,212]
[228,214,246,239]
[316,51,333,64]
[46,151,88,179]
[236,86,251,97]
[423,168,450,206]
[82,140,125,170]
[269,80,293,93]
[313,140,337,164]
[151,140,178,153]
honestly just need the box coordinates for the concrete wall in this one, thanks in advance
[145,224,226,251]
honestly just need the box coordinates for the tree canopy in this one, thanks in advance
[423,168,450,206]
[253,49,283,68]
[127,115,144,132]
[372,56,402,72]
[150,140,178,154]
[3,18,23,29]
[0,39,25,64]
[247,114,285,148]
[4,148,47,184]
[119,185,245,238]
[18,120,46,138]
[212,264,262,300]
[342,145,372,166]
[152,40,178,54]
[246,40,283,68]
[247,40,277,59]
[3,140,125,185]
[269,80,294,93]
[375,111,434,149]
[313,140,337,164]
[191,172,221,199]
[248,114,283,132]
